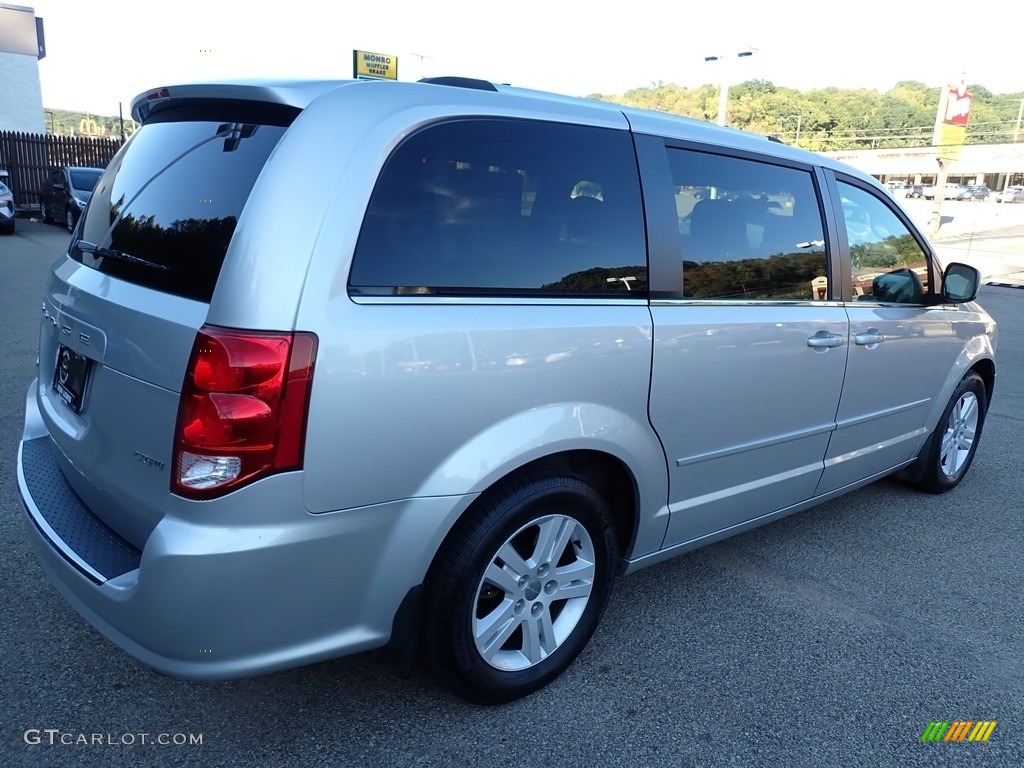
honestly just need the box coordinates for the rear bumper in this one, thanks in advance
[17,381,469,680]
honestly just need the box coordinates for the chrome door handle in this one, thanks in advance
[854,330,886,346]
[807,331,845,349]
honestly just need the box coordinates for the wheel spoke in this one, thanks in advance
[554,558,595,600]
[521,609,557,664]
[958,395,977,425]
[531,516,575,567]
[483,560,521,595]
[940,429,956,466]
[474,599,520,660]
[496,541,530,579]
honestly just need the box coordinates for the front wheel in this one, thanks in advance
[40,201,51,223]
[910,371,988,493]
[424,472,617,704]
[65,207,76,233]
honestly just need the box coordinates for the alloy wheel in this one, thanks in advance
[939,391,979,477]
[473,513,596,672]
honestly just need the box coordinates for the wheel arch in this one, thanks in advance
[970,357,995,406]
[433,449,643,577]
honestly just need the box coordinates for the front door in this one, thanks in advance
[816,178,954,495]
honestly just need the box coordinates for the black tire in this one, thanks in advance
[65,207,76,233]
[40,201,51,223]
[424,471,617,705]
[909,371,987,494]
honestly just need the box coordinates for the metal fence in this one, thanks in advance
[0,131,123,211]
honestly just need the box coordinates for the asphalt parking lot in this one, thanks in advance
[1,219,1023,767]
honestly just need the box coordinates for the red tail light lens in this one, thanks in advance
[173,326,318,499]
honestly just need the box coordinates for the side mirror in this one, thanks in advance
[941,262,980,303]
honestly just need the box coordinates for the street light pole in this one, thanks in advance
[410,52,434,80]
[704,50,755,127]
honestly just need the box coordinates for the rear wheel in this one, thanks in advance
[40,201,51,223]
[65,207,76,233]
[424,471,617,704]
[910,371,987,493]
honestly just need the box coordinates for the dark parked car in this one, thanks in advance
[907,184,926,198]
[957,185,990,201]
[39,166,103,232]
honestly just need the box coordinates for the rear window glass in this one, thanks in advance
[69,169,102,192]
[72,104,295,302]
[349,118,647,297]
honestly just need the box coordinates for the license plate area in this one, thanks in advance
[53,344,91,414]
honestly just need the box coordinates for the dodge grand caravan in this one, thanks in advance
[17,76,996,705]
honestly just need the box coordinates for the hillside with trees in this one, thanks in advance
[40,108,137,139]
[42,81,1023,151]
[587,80,1024,151]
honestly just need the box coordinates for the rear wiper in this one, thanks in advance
[75,240,170,271]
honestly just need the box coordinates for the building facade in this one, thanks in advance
[0,3,45,134]
[822,143,1024,192]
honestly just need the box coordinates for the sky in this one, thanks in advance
[26,0,1021,115]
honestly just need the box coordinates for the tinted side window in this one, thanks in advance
[838,182,929,304]
[666,148,828,300]
[349,119,647,296]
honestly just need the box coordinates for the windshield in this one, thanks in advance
[72,103,296,302]
[69,169,103,193]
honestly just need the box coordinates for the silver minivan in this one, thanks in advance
[17,77,996,704]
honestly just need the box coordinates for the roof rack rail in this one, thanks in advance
[417,76,498,92]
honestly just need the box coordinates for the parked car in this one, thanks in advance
[885,180,909,196]
[956,185,990,201]
[39,166,104,232]
[910,183,931,199]
[996,186,1024,203]
[0,178,15,234]
[17,77,997,705]
[923,183,963,200]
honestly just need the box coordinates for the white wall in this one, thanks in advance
[0,50,45,133]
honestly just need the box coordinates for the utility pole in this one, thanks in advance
[704,50,755,127]
[929,80,972,237]
[929,86,948,236]
[409,52,434,80]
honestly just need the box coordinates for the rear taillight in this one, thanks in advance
[172,325,318,499]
